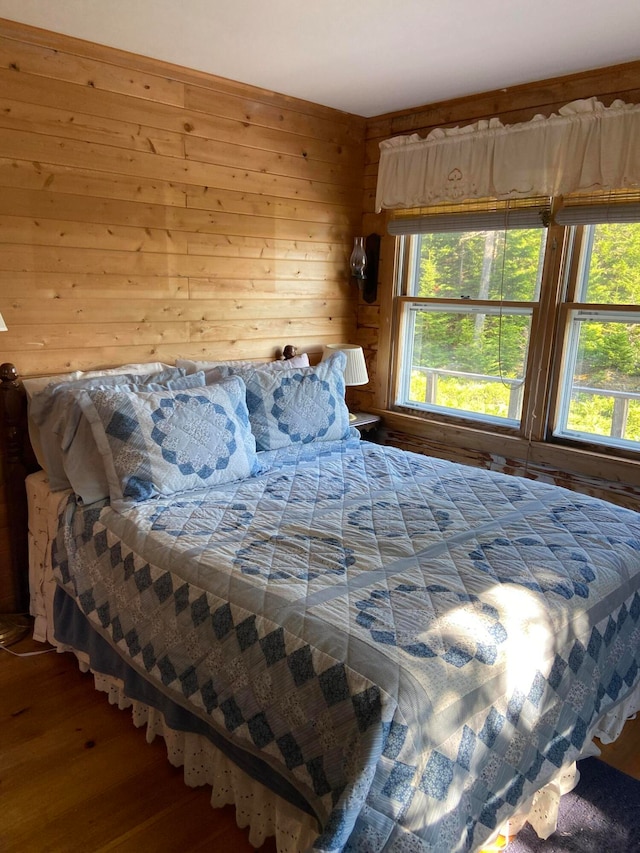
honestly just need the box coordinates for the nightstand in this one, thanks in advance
[350,411,382,439]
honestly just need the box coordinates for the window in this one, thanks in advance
[553,217,640,450]
[392,200,550,428]
[391,196,640,455]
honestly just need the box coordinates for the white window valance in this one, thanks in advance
[375,98,640,212]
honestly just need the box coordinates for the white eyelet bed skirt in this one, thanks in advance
[58,644,640,852]
[61,645,320,852]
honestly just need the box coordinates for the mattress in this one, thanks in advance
[46,436,640,852]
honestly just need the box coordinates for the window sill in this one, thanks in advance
[376,408,640,491]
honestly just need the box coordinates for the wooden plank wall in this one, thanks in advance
[0,18,366,611]
[355,60,640,510]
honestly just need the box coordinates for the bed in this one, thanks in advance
[2,350,640,853]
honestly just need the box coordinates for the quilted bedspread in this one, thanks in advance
[52,437,640,852]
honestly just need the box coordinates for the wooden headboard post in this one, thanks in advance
[0,363,35,612]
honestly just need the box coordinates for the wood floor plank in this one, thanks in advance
[596,714,640,780]
[0,638,280,853]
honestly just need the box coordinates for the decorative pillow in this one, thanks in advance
[81,361,174,379]
[24,362,176,470]
[234,351,351,451]
[24,369,84,471]
[75,377,258,507]
[27,367,187,489]
[63,372,206,505]
[177,353,310,384]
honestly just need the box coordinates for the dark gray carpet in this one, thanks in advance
[505,758,640,852]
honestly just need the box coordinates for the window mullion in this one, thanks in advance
[520,221,568,442]
[562,227,585,303]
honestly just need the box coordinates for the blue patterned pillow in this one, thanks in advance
[28,366,186,490]
[237,351,351,451]
[64,372,207,505]
[76,377,258,506]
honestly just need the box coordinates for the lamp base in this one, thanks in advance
[0,613,31,647]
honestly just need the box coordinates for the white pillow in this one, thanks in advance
[177,354,310,383]
[82,361,174,379]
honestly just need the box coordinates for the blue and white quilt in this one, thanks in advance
[52,437,640,852]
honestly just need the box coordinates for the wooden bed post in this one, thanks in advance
[0,363,32,615]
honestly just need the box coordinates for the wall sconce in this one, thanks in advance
[349,235,379,305]
[350,237,367,281]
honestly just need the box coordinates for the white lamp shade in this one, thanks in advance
[0,311,6,332]
[323,343,369,386]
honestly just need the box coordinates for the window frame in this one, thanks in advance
[394,296,538,428]
[391,218,561,439]
[547,215,640,455]
[388,203,640,461]
[551,305,640,452]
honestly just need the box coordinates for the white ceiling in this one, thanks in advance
[0,0,639,117]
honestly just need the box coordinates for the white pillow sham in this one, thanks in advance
[176,353,310,384]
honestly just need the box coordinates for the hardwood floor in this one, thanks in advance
[2,633,639,852]
[1,635,278,853]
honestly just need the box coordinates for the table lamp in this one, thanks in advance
[323,343,369,422]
